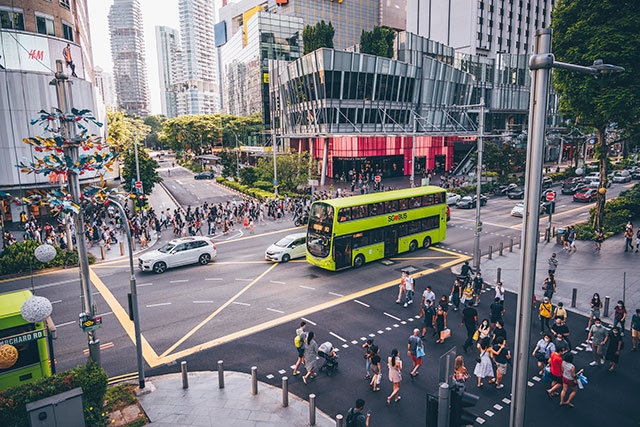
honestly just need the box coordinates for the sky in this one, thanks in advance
[87,0,180,115]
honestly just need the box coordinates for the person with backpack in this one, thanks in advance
[292,321,307,376]
[345,398,370,427]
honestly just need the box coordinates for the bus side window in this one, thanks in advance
[339,207,351,222]
[411,197,421,208]
[370,228,383,244]
[408,219,420,234]
[359,205,369,218]
[399,198,409,211]
[434,193,444,204]
[385,200,398,212]
[398,223,408,237]
[370,204,378,216]
[373,202,385,215]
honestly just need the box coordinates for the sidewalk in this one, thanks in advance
[136,371,335,427]
[455,233,639,328]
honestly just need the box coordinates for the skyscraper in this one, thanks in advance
[156,26,181,118]
[178,0,220,115]
[108,0,151,116]
[94,66,118,110]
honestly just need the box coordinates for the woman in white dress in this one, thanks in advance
[386,348,403,404]
[474,340,495,387]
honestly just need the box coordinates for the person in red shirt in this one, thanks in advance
[546,347,566,397]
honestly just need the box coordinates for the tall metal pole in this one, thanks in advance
[134,132,141,183]
[472,98,485,271]
[510,28,552,427]
[234,133,240,179]
[272,134,279,197]
[108,197,144,388]
[410,113,416,188]
[53,60,100,365]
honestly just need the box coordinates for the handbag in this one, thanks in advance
[472,330,479,341]
[416,345,425,358]
[440,328,451,340]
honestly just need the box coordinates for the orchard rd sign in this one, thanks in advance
[0,329,46,346]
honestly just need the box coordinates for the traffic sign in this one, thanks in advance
[546,191,555,202]
[135,181,143,189]
[374,175,381,183]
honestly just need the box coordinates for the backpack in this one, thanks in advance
[294,332,304,348]
[345,408,365,427]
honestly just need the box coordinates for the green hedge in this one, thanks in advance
[0,241,96,276]
[0,362,108,427]
[574,183,640,240]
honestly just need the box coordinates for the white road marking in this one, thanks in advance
[329,292,344,297]
[236,278,252,282]
[51,300,62,304]
[138,283,153,287]
[377,330,384,334]
[232,302,250,306]
[34,278,79,291]
[205,278,223,281]
[278,369,287,375]
[330,331,347,342]
[170,279,189,283]
[484,410,494,417]
[267,308,285,314]
[301,317,316,326]
[270,280,286,284]
[384,312,402,321]
[502,398,511,404]
[354,300,369,307]
[193,301,215,304]
[56,321,76,327]
[493,404,503,410]
[351,340,359,344]
[342,344,349,348]
[146,302,172,308]
[266,374,274,379]
[476,417,486,424]
[527,381,534,387]
[300,285,315,290]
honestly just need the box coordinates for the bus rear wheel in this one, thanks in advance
[353,254,365,268]
[409,240,418,252]
[423,237,432,248]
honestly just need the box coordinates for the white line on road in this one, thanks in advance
[299,285,315,290]
[193,301,215,304]
[329,331,347,342]
[205,278,223,281]
[56,321,76,327]
[270,280,286,284]
[267,308,285,314]
[232,302,250,306]
[354,300,370,307]
[146,303,172,308]
[384,312,402,321]
[301,317,317,326]
[170,279,189,283]
[50,300,62,304]
[329,292,344,297]
[137,283,153,287]
[34,278,79,291]
[235,278,252,282]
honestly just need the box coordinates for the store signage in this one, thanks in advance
[0,329,46,346]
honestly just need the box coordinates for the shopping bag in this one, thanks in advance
[440,328,451,341]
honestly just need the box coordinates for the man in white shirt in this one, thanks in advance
[421,286,436,308]
[404,272,415,307]
[495,281,505,308]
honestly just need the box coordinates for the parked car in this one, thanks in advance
[612,170,632,183]
[139,236,217,274]
[633,168,640,180]
[456,195,487,209]
[573,188,598,203]
[265,232,307,263]
[541,176,553,189]
[194,171,215,180]
[506,186,525,199]
[447,192,462,206]
[497,183,518,196]
[561,178,585,195]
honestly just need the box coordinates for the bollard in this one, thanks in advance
[438,382,450,427]
[510,238,514,252]
[571,288,577,308]
[120,241,125,256]
[545,228,551,243]
[519,239,522,249]
[217,360,224,389]
[132,239,136,251]
[282,376,289,407]
[100,245,105,260]
[335,414,344,427]
[251,366,258,395]
[181,361,188,389]
[552,226,556,237]
[603,296,610,318]
[488,246,492,260]
[309,393,317,426]
[499,241,503,256]
[497,267,502,283]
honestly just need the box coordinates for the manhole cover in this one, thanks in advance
[423,263,438,269]
[380,260,395,266]
[402,265,420,273]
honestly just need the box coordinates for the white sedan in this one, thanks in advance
[511,201,546,217]
[447,192,462,206]
[265,233,307,262]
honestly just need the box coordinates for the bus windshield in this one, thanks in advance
[307,203,334,258]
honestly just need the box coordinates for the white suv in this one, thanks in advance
[139,236,217,274]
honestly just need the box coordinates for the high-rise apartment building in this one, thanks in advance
[178,0,220,115]
[156,26,181,118]
[406,0,553,56]
[108,0,151,116]
[94,66,117,110]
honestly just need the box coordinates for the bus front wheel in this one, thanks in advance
[423,237,432,248]
[353,254,365,268]
[409,240,418,252]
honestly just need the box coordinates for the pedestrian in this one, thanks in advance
[559,353,583,407]
[624,224,633,252]
[539,297,554,334]
[396,271,407,304]
[547,253,558,276]
[404,271,415,307]
[586,293,603,331]
[551,317,572,350]
[489,297,505,331]
[434,305,447,343]
[420,299,436,338]
[594,228,603,251]
[292,321,307,376]
[532,333,555,375]
[461,282,475,306]
[477,318,491,342]
[386,348,403,405]
[613,300,627,335]
[461,300,478,353]
[302,331,318,384]
[474,340,495,387]
[345,398,370,427]
[450,279,462,311]
[460,260,473,284]
[491,337,510,389]
[421,285,436,308]
[632,309,640,351]
[491,320,507,345]
[363,338,374,379]
[636,229,640,252]
[546,346,567,398]
[407,328,424,378]
[604,327,624,372]
[567,226,577,253]
[494,281,505,307]
[452,355,470,389]
[369,345,381,391]
[553,302,568,322]
[473,272,485,306]
[542,274,556,302]
[586,317,607,366]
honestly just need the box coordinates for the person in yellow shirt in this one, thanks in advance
[539,297,554,334]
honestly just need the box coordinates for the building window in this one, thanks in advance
[60,0,71,10]
[0,9,25,30]
[36,15,55,36]
[62,22,73,41]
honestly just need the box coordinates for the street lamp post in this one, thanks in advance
[473,98,485,272]
[510,28,624,427]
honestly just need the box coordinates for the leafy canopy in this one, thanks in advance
[360,26,396,58]
[302,21,335,55]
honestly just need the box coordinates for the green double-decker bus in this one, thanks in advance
[306,186,448,270]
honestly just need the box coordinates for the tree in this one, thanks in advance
[121,142,162,195]
[302,21,334,55]
[143,115,167,149]
[360,26,396,58]
[552,0,640,230]
[256,152,312,193]
[218,149,238,180]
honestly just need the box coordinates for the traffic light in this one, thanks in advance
[543,201,555,214]
[136,195,147,208]
[450,386,480,426]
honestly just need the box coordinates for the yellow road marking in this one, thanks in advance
[89,268,161,366]
[158,263,279,359]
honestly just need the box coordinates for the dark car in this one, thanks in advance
[540,189,556,203]
[194,171,215,180]
[542,176,553,189]
[506,186,525,199]
[456,195,488,209]
[497,183,518,196]
[573,188,598,202]
[633,169,640,180]
[561,178,585,195]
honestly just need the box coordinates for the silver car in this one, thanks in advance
[265,233,307,262]
[139,236,217,274]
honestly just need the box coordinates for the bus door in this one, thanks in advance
[333,236,352,270]
[384,227,398,258]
